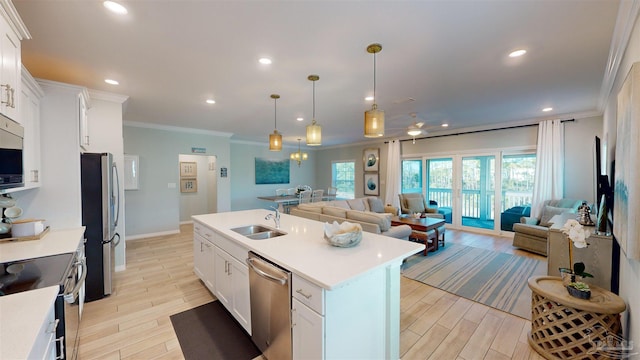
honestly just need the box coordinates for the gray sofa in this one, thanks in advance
[512,198,583,256]
[290,197,412,239]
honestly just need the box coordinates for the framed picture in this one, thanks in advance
[613,62,640,260]
[363,148,379,172]
[180,162,197,178]
[255,158,290,184]
[180,178,197,193]
[364,173,379,195]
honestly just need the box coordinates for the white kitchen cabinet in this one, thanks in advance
[78,89,90,150]
[292,298,324,359]
[214,244,251,333]
[20,66,43,188]
[0,2,29,122]
[27,298,57,360]
[193,221,251,334]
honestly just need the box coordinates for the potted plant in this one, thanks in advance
[559,219,593,285]
[566,281,591,299]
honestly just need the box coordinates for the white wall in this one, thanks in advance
[602,5,640,352]
[123,124,232,238]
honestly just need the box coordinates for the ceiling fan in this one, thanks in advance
[387,113,432,141]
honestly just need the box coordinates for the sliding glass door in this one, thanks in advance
[461,155,495,230]
[426,158,453,223]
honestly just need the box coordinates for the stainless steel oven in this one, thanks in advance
[0,247,86,359]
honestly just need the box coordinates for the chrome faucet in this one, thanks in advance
[265,206,280,229]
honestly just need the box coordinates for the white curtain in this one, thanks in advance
[385,139,401,208]
[531,119,564,218]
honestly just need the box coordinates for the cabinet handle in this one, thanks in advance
[296,289,312,299]
[227,261,232,275]
[1,84,10,107]
[85,135,90,145]
[47,319,60,334]
[55,336,65,360]
[9,87,15,108]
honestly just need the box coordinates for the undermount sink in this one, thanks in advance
[231,225,286,240]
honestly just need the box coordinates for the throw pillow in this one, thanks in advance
[346,210,391,231]
[322,206,348,218]
[297,203,323,213]
[368,197,385,213]
[539,205,567,227]
[406,197,425,213]
[347,199,367,211]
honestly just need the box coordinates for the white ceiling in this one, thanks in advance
[14,0,620,147]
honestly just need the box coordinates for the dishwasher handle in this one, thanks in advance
[247,257,288,285]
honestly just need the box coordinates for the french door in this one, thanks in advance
[425,154,498,231]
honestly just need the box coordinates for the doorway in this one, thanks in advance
[178,154,217,223]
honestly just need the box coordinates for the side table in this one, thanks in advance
[528,276,626,359]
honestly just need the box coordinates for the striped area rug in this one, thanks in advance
[402,244,546,319]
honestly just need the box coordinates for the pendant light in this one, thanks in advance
[268,94,282,151]
[364,43,385,138]
[306,75,322,146]
[290,138,308,167]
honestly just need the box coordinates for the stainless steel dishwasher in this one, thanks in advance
[246,251,292,360]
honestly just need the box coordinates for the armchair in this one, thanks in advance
[512,199,583,256]
[398,193,440,217]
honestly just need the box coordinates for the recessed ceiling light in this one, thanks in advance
[258,58,272,65]
[509,49,527,58]
[542,107,553,112]
[103,1,128,15]
[296,117,304,122]
[365,96,374,101]
[206,99,216,104]
[441,123,449,127]
[104,79,119,85]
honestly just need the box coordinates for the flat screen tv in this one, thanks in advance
[594,136,613,232]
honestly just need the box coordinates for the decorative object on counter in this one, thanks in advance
[576,201,594,226]
[323,221,362,247]
[4,206,22,219]
[559,219,593,286]
[566,281,591,299]
[11,219,45,237]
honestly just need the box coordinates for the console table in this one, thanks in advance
[547,213,613,290]
[528,276,626,360]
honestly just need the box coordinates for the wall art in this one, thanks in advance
[255,158,290,184]
[363,148,379,172]
[364,173,379,196]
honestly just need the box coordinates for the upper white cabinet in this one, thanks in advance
[0,1,30,123]
[78,89,90,150]
[21,66,43,188]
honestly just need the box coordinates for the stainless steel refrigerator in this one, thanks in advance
[81,152,120,302]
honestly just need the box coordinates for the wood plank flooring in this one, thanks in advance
[78,224,546,360]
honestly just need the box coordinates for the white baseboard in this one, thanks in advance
[115,264,126,272]
[126,229,180,241]
[180,220,194,225]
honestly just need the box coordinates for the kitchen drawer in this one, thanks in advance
[214,233,249,263]
[292,274,324,315]
[28,300,57,360]
[194,222,215,242]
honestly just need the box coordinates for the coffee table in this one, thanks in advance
[391,216,446,255]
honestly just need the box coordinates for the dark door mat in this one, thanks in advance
[170,301,261,360]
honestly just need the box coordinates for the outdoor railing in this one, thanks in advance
[427,188,532,221]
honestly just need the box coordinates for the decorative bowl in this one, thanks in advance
[323,221,363,248]
[412,212,422,219]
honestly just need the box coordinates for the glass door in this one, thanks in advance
[425,158,453,223]
[461,155,496,230]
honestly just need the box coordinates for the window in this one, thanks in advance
[401,159,422,193]
[331,161,355,199]
[501,153,536,211]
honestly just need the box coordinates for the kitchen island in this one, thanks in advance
[193,209,424,359]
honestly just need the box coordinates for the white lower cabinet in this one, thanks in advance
[214,246,251,333]
[193,233,215,293]
[292,298,324,359]
[28,299,57,360]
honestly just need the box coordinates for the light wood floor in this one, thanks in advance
[78,224,546,360]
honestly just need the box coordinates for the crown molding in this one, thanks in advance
[124,120,234,138]
[88,89,129,104]
[599,0,640,110]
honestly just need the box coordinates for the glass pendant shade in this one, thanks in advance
[269,130,282,151]
[290,138,308,166]
[364,104,385,138]
[306,119,321,146]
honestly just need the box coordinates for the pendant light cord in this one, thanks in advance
[312,80,316,119]
[373,52,377,103]
[274,97,277,129]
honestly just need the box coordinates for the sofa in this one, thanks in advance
[290,197,412,239]
[512,199,583,256]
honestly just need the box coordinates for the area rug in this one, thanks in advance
[402,244,546,319]
[170,301,261,360]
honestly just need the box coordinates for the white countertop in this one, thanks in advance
[0,286,60,360]
[193,209,424,290]
[0,227,85,263]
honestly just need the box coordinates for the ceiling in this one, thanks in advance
[14,1,620,147]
